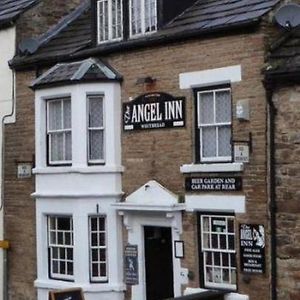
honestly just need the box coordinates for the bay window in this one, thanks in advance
[97,0,122,43]
[47,97,72,165]
[48,216,74,281]
[196,87,232,162]
[130,0,157,36]
[199,214,236,290]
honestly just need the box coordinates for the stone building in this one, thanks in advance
[6,0,299,300]
[265,25,300,300]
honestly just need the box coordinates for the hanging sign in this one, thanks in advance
[185,177,242,192]
[124,244,139,285]
[123,92,185,130]
[240,224,265,274]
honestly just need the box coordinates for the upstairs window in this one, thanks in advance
[87,95,105,164]
[196,87,232,162]
[130,0,157,37]
[48,216,74,281]
[47,97,72,165]
[97,0,123,43]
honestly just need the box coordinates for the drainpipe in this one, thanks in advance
[1,70,16,300]
[265,83,277,300]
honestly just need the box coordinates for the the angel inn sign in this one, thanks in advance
[123,92,185,131]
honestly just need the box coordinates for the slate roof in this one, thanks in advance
[0,0,39,28]
[11,0,281,69]
[31,57,122,89]
[265,28,300,84]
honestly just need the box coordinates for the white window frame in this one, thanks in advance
[129,0,157,37]
[200,214,236,290]
[197,88,232,162]
[97,0,123,44]
[89,215,108,282]
[87,94,105,164]
[47,97,72,165]
[47,215,74,281]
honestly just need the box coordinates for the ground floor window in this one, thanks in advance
[199,214,236,290]
[89,216,108,282]
[48,216,74,280]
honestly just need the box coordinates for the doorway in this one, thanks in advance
[144,226,174,300]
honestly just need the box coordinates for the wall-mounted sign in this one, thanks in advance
[240,224,265,274]
[123,92,185,131]
[49,288,84,300]
[185,177,242,192]
[234,142,249,163]
[17,163,32,179]
[124,244,139,285]
[174,240,185,258]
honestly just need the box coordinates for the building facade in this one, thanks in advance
[6,0,299,300]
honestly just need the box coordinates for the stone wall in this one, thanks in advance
[272,86,300,300]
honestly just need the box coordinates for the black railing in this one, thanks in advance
[165,290,227,300]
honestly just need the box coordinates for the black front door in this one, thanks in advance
[144,226,174,300]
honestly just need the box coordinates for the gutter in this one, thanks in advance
[264,80,277,300]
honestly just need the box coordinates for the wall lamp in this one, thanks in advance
[136,76,156,85]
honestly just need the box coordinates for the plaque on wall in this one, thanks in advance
[124,244,139,285]
[240,224,265,274]
[123,92,185,131]
[185,177,242,192]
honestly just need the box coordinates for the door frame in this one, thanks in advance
[121,211,183,300]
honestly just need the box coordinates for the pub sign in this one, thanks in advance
[185,177,242,192]
[124,244,139,285]
[240,224,265,274]
[123,92,185,130]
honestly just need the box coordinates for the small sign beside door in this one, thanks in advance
[240,224,265,274]
[124,244,139,285]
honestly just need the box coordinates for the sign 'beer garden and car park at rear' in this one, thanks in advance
[123,92,185,131]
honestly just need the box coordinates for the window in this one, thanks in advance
[87,95,104,163]
[89,216,108,282]
[48,216,74,280]
[196,87,232,162]
[47,97,72,165]
[97,0,122,43]
[130,0,157,36]
[200,214,236,290]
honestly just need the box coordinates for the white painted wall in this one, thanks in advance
[0,26,16,300]
[34,82,124,300]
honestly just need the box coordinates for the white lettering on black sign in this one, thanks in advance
[123,93,185,131]
[185,177,242,192]
[240,224,265,274]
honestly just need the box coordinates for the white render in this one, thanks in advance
[0,26,16,300]
[179,65,242,89]
[115,180,185,300]
[185,194,246,213]
[180,163,244,173]
[33,82,124,300]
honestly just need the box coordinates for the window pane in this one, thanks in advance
[131,0,142,35]
[218,126,231,157]
[215,90,231,123]
[49,101,62,130]
[89,97,103,127]
[145,0,156,32]
[89,130,104,161]
[199,92,214,124]
[50,133,64,161]
[202,127,216,158]
[63,100,71,129]
[65,132,72,161]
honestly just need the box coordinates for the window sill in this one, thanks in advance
[33,165,124,174]
[180,162,244,173]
